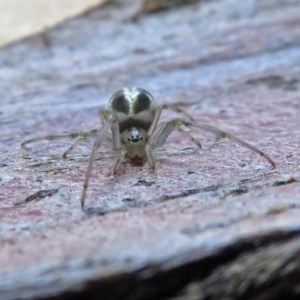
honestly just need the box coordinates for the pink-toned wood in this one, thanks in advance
[0,0,300,299]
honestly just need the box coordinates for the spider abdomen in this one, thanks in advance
[110,87,156,132]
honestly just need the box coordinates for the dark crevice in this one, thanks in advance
[39,229,300,300]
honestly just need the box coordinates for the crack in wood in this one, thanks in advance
[15,189,59,205]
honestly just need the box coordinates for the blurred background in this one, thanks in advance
[0,0,106,46]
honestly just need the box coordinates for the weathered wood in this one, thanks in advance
[142,0,200,13]
[0,0,300,299]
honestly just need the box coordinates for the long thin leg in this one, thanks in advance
[22,129,112,158]
[21,132,89,148]
[152,121,202,149]
[184,121,276,167]
[151,121,168,141]
[145,143,155,170]
[81,115,116,209]
[113,147,126,174]
[176,127,202,149]
[99,109,107,127]
[148,104,196,136]
[111,119,121,151]
[62,131,112,158]
[153,118,276,168]
[62,129,99,158]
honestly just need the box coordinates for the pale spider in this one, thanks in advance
[22,87,275,208]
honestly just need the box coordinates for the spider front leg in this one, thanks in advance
[152,119,203,151]
[80,114,118,209]
[145,142,155,170]
[64,108,116,158]
[62,129,100,158]
[21,129,103,158]
[148,104,203,150]
[148,104,196,136]
[153,118,276,168]
[152,121,202,150]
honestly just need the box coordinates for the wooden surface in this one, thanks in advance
[0,0,300,299]
[0,0,107,46]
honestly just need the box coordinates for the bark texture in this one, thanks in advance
[0,0,300,299]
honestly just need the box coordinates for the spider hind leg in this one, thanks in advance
[153,118,275,168]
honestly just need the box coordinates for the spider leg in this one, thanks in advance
[164,104,196,122]
[21,132,88,149]
[146,143,155,170]
[111,117,121,151]
[99,108,113,128]
[185,121,275,167]
[148,104,195,136]
[154,118,275,168]
[152,120,202,149]
[21,129,111,158]
[21,131,101,156]
[62,129,99,158]
[176,127,202,149]
[113,147,126,174]
[151,121,167,140]
[62,130,112,158]
[81,114,116,209]
[99,110,106,127]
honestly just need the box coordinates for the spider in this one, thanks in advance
[22,87,275,209]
